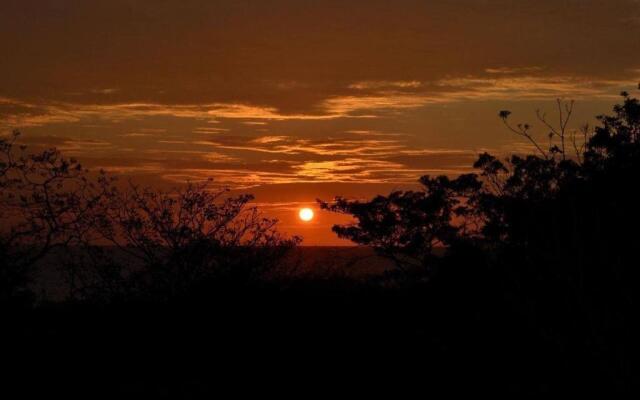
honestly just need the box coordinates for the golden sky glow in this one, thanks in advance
[2,0,640,244]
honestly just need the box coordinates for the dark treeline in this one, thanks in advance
[0,142,299,306]
[2,89,640,395]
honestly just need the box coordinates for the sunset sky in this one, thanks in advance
[2,0,640,244]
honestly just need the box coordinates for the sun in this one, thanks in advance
[298,207,314,222]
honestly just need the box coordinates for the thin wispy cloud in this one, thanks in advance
[348,81,423,90]
[2,71,638,129]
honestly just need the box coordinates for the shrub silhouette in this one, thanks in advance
[68,180,300,302]
[1,131,112,306]
[1,132,298,305]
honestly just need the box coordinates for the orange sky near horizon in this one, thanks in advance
[2,0,640,244]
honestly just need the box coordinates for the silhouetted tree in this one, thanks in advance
[476,92,640,390]
[1,131,111,306]
[321,88,640,391]
[321,91,639,268]
[1,131,298,304]
[319,174,480,272]
[66,180,300,302]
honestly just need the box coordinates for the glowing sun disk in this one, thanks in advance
[299,208,314,221]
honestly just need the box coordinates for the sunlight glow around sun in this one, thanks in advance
[299,208,314,222]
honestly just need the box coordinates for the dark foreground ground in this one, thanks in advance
[3,247,636,396]
[3,289,562,396]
